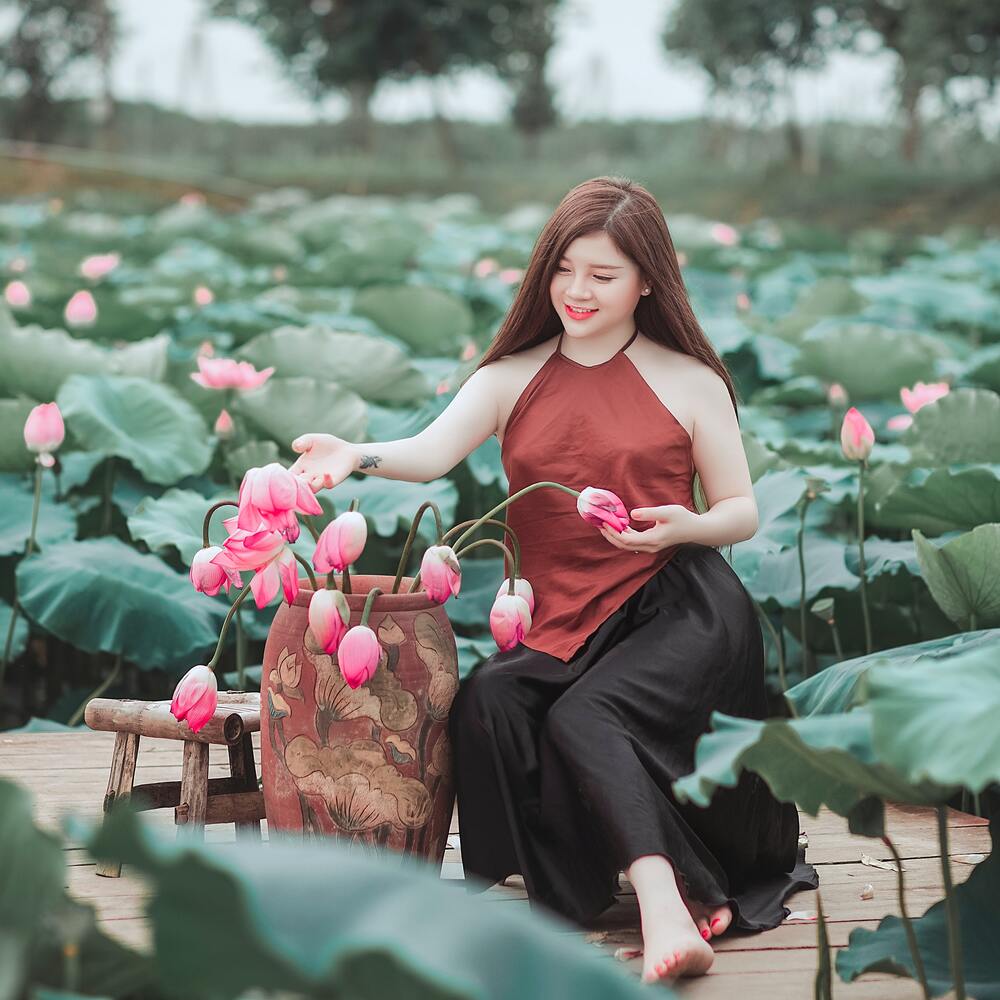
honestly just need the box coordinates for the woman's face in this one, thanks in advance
[548,231,645,338]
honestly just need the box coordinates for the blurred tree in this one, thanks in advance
[830,1,1000,161]
[0,0,118,142]
[663,0,833,173]
[207,0,562,170]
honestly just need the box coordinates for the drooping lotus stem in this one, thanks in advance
[359,586,384,628]
[293,552,318,591]
[408,481,579,594]
[202,499,238,548]
[445,517,522,579]
[391,501,444,594]
[206,580,255,671]
[450,538,516,592]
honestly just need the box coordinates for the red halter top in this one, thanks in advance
[499,328,696,661]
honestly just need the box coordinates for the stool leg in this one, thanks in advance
[96,732,139,878]
[176,741,209,839]
[228,733,262,840]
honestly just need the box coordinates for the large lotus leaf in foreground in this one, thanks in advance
[57,374,213,486]
[671,708,947,838]
[80,804,651,1000]
[0,307,169,400]
[15,538,226,670]
[784,628,1000,717]
[237,325,432,404]
[837,804,1000,999]
[913,524,1000,629]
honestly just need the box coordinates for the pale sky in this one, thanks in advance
[96,0,992,129]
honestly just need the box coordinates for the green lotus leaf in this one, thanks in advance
[912,525,1000,629]
[749,536,860,607]
[15,538,226,670]
[232,376,367,450]
[0,307,168,399]
[868,464,1000,535]
[0,599,29,662]
[853,271,1000,332]
[466,435,506,489]
[127,488,235,565]
[672,709,947,838]
[836,807,1000,997]
[0,472,78,555]
[353,284,473,356]
[751,376,828,406]
[237,324,431,404]
[785,629,1000,717]
[794,323,949,400]
[864,643,1000,794]
[0,398,37,472]
[962,343,1000,391]
[81,803,650,1000]
[56,374,213,486]
[903,388,1000,466]
[772,276,865,341]
[224,440,281,482]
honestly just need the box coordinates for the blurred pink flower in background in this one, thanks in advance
[498,267,524,285]
[64,290,97,327]
[190,356,274,390]
[236,463,321,541]
[473,257,498,278]
[576,486,630,533]
[710,222,739,246]
[676,251,688,267]
[79,253,120,281]
[337,625,381,688]
[23,402,64,467]
[461,341,478,361]
[193,285,215,306]
[312,511,367,574]
[197,340,215,358]
[827,383,848,407]
[420,545,462,604]
[840,407,875,461]
[735,292,751,311]
[190,545,242,596]
[170,664,218,733]
[307,587,351,654]
[490,593,532,651]
[887,381,951,431]
[214,409,235,439]
[4,280,31,308]
[436,380,451,396]
[180,192,206,207]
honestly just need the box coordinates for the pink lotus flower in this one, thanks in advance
[79,253,120,281]
[902,381,949,414]
[4,280,31,308]
[473,257,498,278]
[190,355,274,391]
[436,380,450,395]
[577,486,630,533]
[170,664,218,733]
[827,383,848,407]
[190,545,242,596]
[886,414,914,432]
[461,341,478,361]
[495,577,535,615]
[490,593,532,652]
[710,222,739,246]
[180,191,206,207]
[214,409,234,439]
[676,251,688,267]
[197,340,215,358]
[735,292,751,311]
[308,587,351,654]
[23,402,64,467]
[193,285,215,307]
[420,545,462,604]
[312,510,367,574]
[337,625,381,689]
[212,516,300,609]
[237,463,322,542]
[840,407,875,462]
[497,267,524,285]
[64,289,97,327]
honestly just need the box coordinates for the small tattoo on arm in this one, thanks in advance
[359,454,382,470]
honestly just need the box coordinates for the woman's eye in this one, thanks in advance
[556,267,613,282]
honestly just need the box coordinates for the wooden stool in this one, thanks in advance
[85,692,266,877]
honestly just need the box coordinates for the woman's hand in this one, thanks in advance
[599,504,700,554]
[289,433,359,493]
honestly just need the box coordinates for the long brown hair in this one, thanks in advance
[468,175,740,414]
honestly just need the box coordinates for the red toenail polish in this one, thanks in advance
[711,918,722,929]
[701,928,710,939]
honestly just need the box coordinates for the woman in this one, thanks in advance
[290,175,819,985]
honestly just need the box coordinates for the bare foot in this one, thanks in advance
[685,898,735,940]
[639,909,715,984]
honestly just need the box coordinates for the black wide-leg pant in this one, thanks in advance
[448,542,819,930]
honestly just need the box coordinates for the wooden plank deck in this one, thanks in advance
[1,730,990,997]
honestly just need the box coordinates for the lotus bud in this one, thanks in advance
[79,253,120,281]
[64,289,97,327]
[169,664,218,733]
[840,407,874,462]
[189,545,241,596]
[4,280,31,308]
[420,545,462,604]
[827,383,848,407]
[308,587,351,654]
[337,625,381,689]
[193,285,215,306]
[576,486,630,533]
[313,511,368,574]
[490,593,533,652]
[495,577,535,615]
[23,402,65,467]
[214,409,235,439]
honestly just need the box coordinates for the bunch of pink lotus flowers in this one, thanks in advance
[171,460,629,734]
